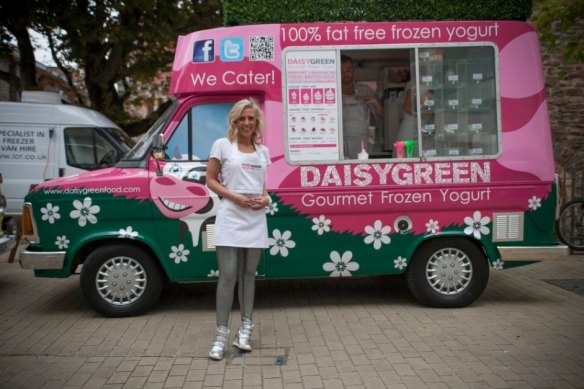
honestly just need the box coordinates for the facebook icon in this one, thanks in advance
[193,39,214,63]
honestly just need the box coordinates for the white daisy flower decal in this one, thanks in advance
[323,251,359,277]
[363,220,391,250]
[463,211,490,240]
[394,256,408,270]
[54,235,69,249]
[266,202,279,215]
[528,196,542,211]
[425,219,440,234]
[69,197,100,227]
[268,229,296,257]
[208,269,219,278]
[118,226,138,239]
[41,203,61,224]
[492,259,504,270]
[169,244,190,264]
[312,215,331,235]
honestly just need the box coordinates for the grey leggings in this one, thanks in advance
[215,246,262,327]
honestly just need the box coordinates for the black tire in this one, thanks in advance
[555,200,584,251]
[406,238,489,308]
[80,244,163,317]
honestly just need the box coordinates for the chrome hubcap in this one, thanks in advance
[426,248,472,295]
[96,256,147,305]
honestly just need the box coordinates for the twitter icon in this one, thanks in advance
[220,37,244,62]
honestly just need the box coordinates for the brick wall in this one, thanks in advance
[539,15,584,201]
[543,52,584,171]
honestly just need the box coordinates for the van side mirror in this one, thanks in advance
[151,133,165,176]
[151,133,165,160]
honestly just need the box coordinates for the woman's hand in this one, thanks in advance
[231,194,267,210]
[232,193,255,208]
[249,195,269,210]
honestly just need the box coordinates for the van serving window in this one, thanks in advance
[283,44,499,163]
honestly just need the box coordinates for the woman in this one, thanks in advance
[206,98,271,360]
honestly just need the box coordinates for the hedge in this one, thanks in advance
[223,0,532,26]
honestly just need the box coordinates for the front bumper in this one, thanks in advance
[19,248,66,270]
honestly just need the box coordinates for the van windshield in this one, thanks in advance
[64,127,136,170]
[123,102,177,161]
[103,128,135,153]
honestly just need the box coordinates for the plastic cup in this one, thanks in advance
[404,140,417,157]
[393,141,405,158]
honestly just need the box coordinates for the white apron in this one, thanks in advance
[213,143,269,248]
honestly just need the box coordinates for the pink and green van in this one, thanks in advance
[19,20,564,316]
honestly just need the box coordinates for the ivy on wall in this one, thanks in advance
[223,0,533,26]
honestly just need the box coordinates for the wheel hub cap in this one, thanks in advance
[96,256,147,305]
[426,248,473,295]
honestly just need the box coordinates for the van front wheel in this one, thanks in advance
[406,238,489,308]
[80,244,163,317]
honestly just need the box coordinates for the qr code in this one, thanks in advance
[250,36,274,61]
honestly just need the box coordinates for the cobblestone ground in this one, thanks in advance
[0,256,582,388]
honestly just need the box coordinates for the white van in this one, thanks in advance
[0,98,135,233]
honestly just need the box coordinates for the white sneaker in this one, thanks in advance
[209,326,229,360]
[233,319,253,351]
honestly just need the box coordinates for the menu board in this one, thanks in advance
[284,50,339,161]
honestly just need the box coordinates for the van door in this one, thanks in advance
[149,97,267,281]
[0,124,58,216]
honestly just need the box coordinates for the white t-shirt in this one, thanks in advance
[209,138,271,248]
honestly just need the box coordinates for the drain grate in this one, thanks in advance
[543,279,584,296]
[227,346,290,366]
[274,355,286,366]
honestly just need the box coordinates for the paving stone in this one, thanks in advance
[0,257,582,388]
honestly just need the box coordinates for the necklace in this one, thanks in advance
[237,142,255,152]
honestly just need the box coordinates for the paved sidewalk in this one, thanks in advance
[0,256,583,388]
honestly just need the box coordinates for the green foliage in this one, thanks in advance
[38,0,222,123]
[532,0,584,63]
[223,0,533,25]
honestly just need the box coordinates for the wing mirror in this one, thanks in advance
[151,133,165,176]
[152,133,165,160]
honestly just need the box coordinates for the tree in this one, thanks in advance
[1,0,222,133]
[532,0,584,64]
[41,0,222,127]
[0,0,42,92]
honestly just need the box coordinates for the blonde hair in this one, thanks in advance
[227,98,264,144]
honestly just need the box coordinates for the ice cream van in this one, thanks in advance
[19,20,564,317]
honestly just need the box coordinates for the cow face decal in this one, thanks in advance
[150,162,217,248]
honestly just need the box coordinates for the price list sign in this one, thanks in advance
[284,50,339,161]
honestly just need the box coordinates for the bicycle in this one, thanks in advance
[556,199,584,251]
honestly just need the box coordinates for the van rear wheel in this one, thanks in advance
[406,238,489,308]
[80,244,163,317]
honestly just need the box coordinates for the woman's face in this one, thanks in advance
[236,107,257,141]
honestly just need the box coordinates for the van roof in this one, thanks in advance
[0,101,120,128]
[21,91,70,104]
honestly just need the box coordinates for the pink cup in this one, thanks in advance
[393,141,405,158]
